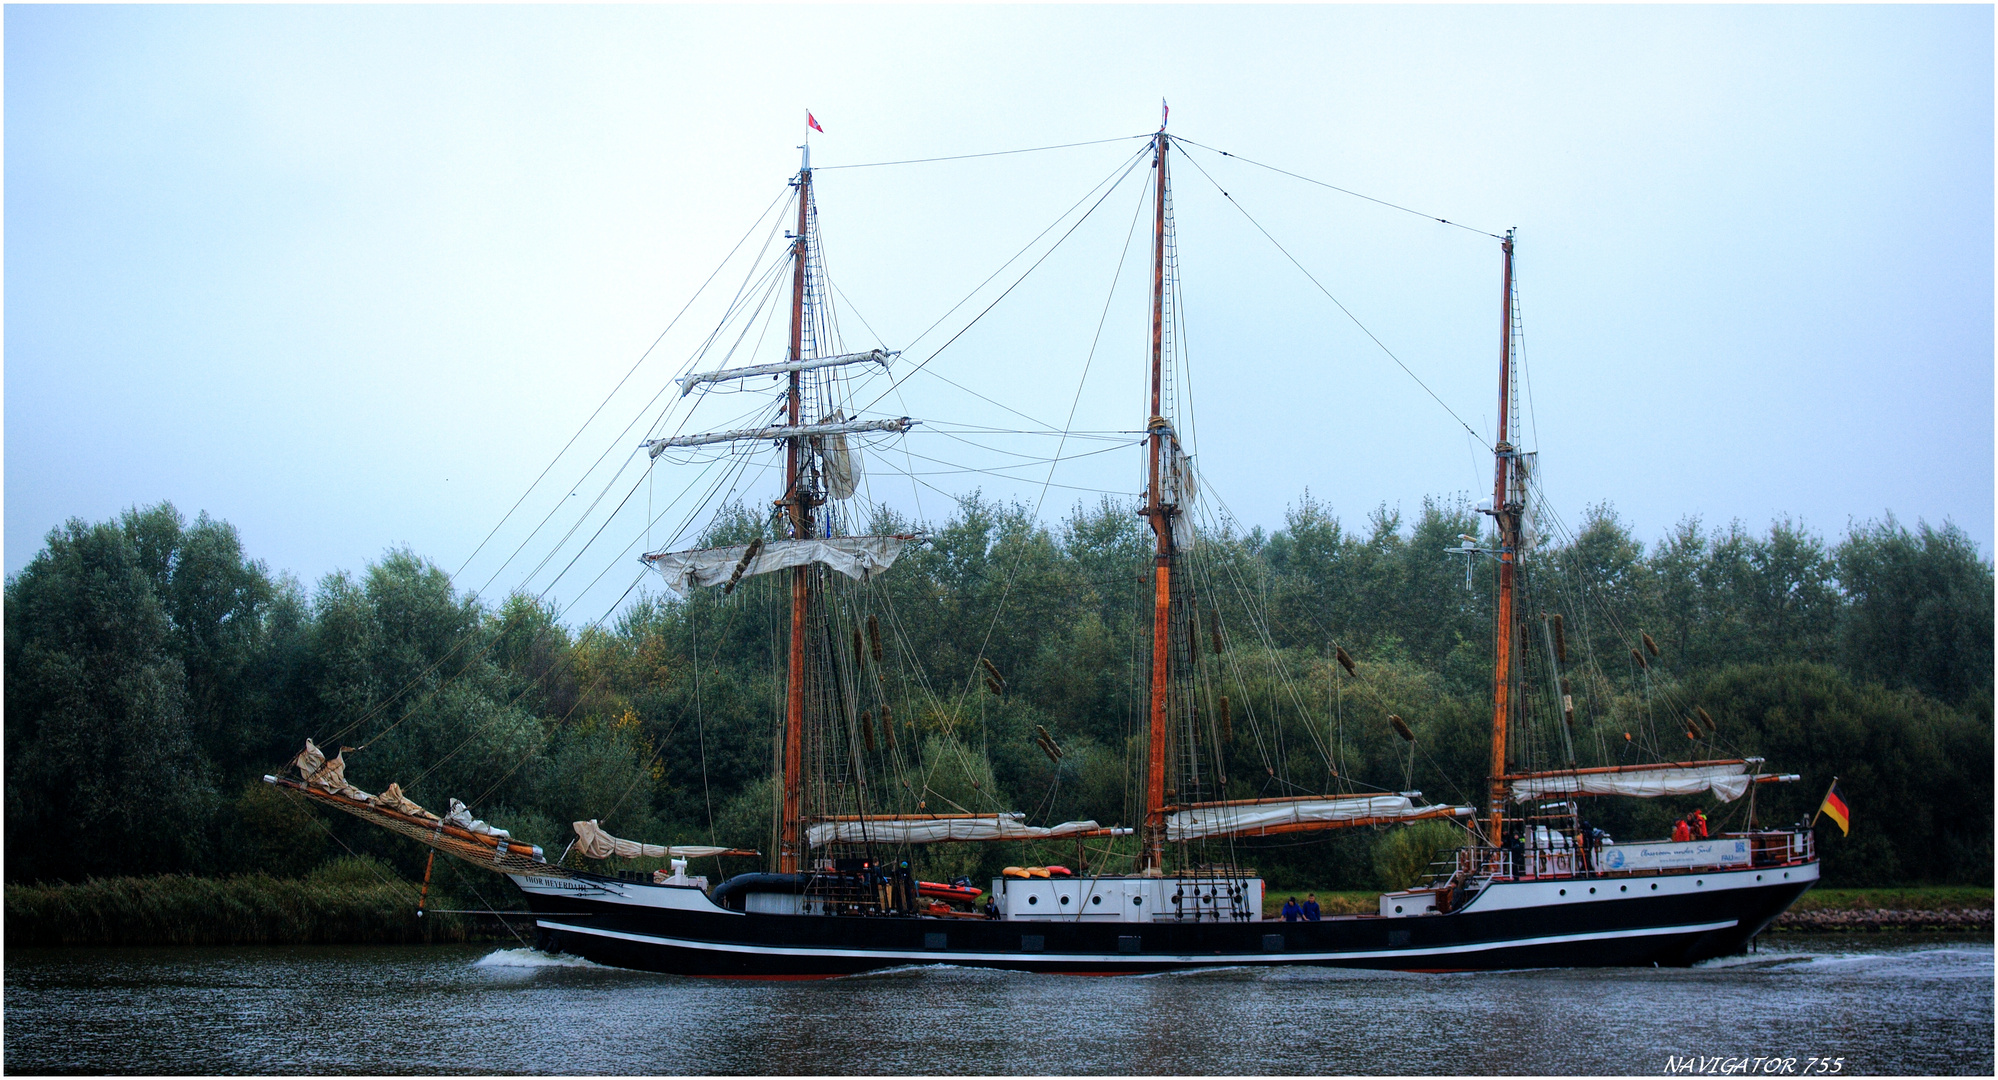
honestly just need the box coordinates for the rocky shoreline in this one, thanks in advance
[1773,907,1993,931]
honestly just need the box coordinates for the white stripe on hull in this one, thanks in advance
[535,917,1739,966]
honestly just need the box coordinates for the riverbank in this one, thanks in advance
[1773,887,1994,931]
[3,868,522,946]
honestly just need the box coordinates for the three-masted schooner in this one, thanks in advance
[269,119,1819,977]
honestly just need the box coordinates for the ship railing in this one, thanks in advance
[1450,828,1816,885]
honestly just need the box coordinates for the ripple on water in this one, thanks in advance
[3,937,1988,1075]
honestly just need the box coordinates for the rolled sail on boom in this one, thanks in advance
[1506,759,1797,803]
[1166,793,1474,842]
[806,814,1127,846]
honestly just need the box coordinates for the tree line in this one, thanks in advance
[5,497,1989,890]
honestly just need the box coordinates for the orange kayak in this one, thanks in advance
[918,881,983,904]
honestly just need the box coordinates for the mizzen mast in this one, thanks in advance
[1485,228,1519,847]
[1141,121,1174,873]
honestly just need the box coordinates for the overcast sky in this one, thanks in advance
[7,5,1991,622]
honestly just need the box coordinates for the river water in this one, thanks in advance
[5,934,1990,1075]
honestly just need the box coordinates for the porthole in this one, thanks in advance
[1650,883,1658,891]
[1696,880,1704,887]
[1756,874,1763,881]
[1588,887,1596,894]
[1783,872,1789,879]
[1091,895,1102,905]
[1620,885,1627,893]
[1060,895,1071,905]
[1133,896,1143,906]
[1394,905,1404,913]
[1027,895,1038,906]
[1559,889,1566,896]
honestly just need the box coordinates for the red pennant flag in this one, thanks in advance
[807,112,824,133]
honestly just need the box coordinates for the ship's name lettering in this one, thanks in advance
[1663,1056,1842,1075]
[526,877,589,891]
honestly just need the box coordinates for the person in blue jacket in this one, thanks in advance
[1302,893,1322,921]
[1281,897,1301,922]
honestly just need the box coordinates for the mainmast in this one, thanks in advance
[780,144,812,874]
[1485,229,1518,847]
[1141,124,1174,873]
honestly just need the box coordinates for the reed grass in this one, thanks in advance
[4,867,486,947]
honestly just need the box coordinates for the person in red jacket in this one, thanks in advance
[1671,816,1693,843]
[1693,807,1709,839]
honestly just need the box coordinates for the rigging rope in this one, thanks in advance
[455,183,795,582]
[852,145,1153,418]
[1172,136,1503,239]
[1170,141,1492,452]
[815,133,1155,171]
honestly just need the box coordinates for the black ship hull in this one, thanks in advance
[518,861,1817,978]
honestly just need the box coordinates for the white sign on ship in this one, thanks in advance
[1595,838,1750,872]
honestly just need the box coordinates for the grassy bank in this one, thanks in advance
[1787,886,1991,912]
[4,861,513,946]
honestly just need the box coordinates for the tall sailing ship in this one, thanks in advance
[269,118,1819,976]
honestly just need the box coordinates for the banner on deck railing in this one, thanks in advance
[1594,837,1750,872]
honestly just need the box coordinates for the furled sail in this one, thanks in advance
[817,411,860,500]
[1166,794,1473,842]
[293,738,372,802]
[1150,423,1198,550]
[806,814,1125,846]
[446,798,512,839]
[644,416,915,457]
[572,819,732,860]
[1509,760,1757,803]
[642,536,909,595]
[676,348,897,397]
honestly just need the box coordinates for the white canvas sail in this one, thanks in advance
[1509,761,1754,803]
[806,814,1121,845]
[817,412,861,500]
[1166,442,1198,549]
[1166,795,1472,842]
[571,820,731,860]
[643,536,908,595]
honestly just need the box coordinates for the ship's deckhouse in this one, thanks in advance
[997,876,1263,923]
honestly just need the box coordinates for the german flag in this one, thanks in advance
[1815,778,1850,836]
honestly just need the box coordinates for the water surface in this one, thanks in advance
[6,934,1990,1074]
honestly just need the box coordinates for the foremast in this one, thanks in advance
[1141,124,1175,873]
[779,145,814,874]
[1485,229,1520,846]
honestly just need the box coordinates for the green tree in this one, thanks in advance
[4,513,215,881]
[1836,517,1993,708]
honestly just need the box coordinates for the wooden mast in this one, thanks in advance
[779,145,813,874]
[1141,125,1173,873]
[1485,229,1518,848]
